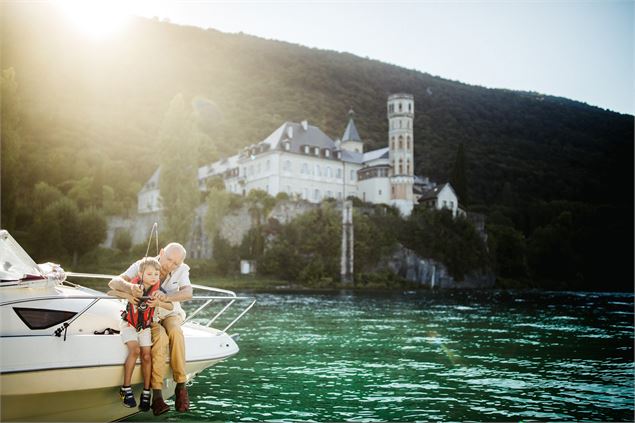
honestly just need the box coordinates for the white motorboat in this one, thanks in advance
[0,230,255,421]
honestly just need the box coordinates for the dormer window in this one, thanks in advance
[325,149,331,158]
[303,145,310,154]
[314,147,320,156]
[284,142,291,151]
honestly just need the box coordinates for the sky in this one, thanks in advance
[61,0,634,115]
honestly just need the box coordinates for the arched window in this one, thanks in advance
[406,136,410,150]
[398,159,403,175]
[399,135,403,149]
[326,167,332,178]
[399,120,402,129]
[398,103,402,112]
[406,160,410,174]
[408,103,412,112]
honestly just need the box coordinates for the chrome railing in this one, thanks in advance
[183,283,256,334]
[1,285,255,338]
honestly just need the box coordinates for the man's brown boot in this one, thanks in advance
[175,385,190,412]
[151,397,170,416]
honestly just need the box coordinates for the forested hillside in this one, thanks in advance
[1,3,632,290]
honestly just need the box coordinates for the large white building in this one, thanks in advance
[138,93,458,216]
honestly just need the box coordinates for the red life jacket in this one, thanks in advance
[121,276,160,331]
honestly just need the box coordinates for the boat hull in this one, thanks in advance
[1,323,238,421]
[1,358,224,421]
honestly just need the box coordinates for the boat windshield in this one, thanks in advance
[0,230,42,280]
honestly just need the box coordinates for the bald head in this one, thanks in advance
[159,242,186,274]
[164,242,186,260]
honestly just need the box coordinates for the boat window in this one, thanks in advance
[13,307,77,330]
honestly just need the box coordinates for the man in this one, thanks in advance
[109,242,193,415]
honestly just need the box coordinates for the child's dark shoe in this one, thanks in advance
[119,386,136,408]
[139,389,151,412]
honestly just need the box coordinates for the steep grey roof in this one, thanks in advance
[418,183,448,201]
[140,168,161,192]
[261,121,336,153]
[418,182,457,201]
[205,154,240,177]
[342,117,362,142]
[341,149,364,164]
[363,147,389,163]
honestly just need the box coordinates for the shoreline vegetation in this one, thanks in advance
[73,258,631,293]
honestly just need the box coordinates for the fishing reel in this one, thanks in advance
[137,295,152,311]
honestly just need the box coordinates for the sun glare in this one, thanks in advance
[56,0,130,40]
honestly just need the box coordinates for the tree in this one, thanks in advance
[158,94,201,244]
[32,182,64,211]
[402,208,488,281]
[114,230,132,254]
[1,68,23,230]
[487,224,527,279]
[204,188,232,239]
[30,198,80,263]
[450,143,468,207]
[75,208,107,265]
[67,176,94,210]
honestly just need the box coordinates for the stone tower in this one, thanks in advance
[387,93,415,214]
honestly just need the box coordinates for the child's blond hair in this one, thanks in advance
[139,257,161,274]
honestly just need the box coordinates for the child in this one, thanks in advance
[108,257,173,411]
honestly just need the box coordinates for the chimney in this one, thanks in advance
[301,120,308,131]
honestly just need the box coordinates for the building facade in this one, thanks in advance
[138,94,454,216]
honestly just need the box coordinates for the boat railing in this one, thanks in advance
[183,283,256,334]
[1,286,255,339]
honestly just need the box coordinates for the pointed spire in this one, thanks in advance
[342,109,362,142]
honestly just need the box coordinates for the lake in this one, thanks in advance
[125,290,634,421]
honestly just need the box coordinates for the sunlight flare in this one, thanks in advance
[56,0,131,39]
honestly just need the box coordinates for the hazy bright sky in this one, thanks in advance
[63,1,635,115]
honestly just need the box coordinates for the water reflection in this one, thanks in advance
[126,290,634,422]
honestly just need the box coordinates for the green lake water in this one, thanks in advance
[126,290,634,422]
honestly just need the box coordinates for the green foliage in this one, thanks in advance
[487,224,527,279]
[239,227,265,260]
[260,203,341,283]
[245,189,276,224]
[204,188,233,239]
[159,94,201,244]
[212,235,240,276]
[32,181,64,211]
[113,230,132,254]
[402,207,489,281]
[275,192,290,201]
[450,143,468,206]
[353,210,398,274]
[66,176,94,210]
[76,208,107,260]
[1,67,22,230]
